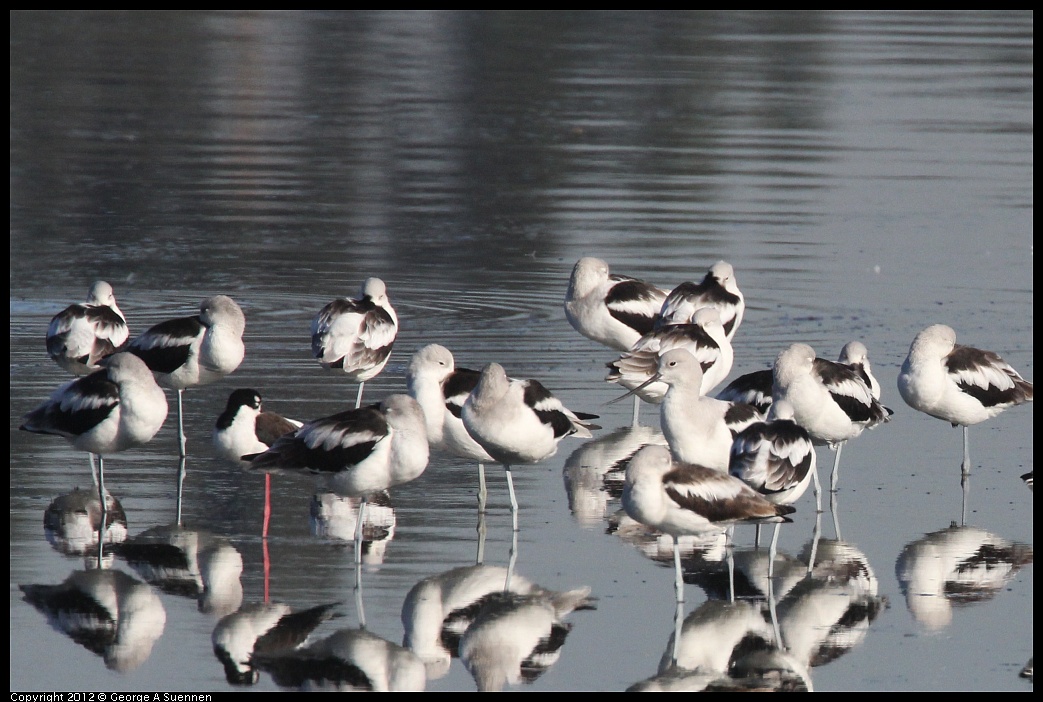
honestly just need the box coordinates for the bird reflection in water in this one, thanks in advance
[402,564,553,680]
[458,585,596,692]
[309,490,396,565]
[211,601,342,686]
[44,486,128,563]
[20,569,166,673]
[895,522,1032,631]
[112,524,244,617]
[252,626,427,691]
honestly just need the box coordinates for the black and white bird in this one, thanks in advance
[214,389,302,537]
[654,260,745,341]
[614,348,762,472]
[621,443,796,602]
[20,352,168,556]
[898,324,1032,476]
[244,394,429,575]
[127,295,246,458]
[729,399,821,542]
[312,277,398,409]
[564,256,668,352]
[716,340,883,415]
[607,306,734,404]
[772,343,891,493]
[461,362,599,532]
[405,344,495,511]
[212,601,342,685]
[46,280,129,376]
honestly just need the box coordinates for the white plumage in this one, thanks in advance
[312,277,398,408]
[46,280,129,376]
[564,257,668,352]
[898,324,1032,475]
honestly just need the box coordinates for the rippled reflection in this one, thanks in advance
[113,524,245,617]
[895,523,1033,631]
[20,569,167,673]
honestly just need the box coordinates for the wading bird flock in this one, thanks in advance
[17,261,1033,673]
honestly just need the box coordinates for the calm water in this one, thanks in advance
[10,11,1033,692]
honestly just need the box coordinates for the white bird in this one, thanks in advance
[564,257,668,352]
[20,352,168,558]
[461,362,598,532]
[622,443,795,602]
[607,307,734,404]
[458,586,596,692]
[655,260,745,341]
[127,295,246,458]
[772,343,891,493]
[616,348,760,471]
[406,344,495,511]
[729,399,821,522]
[253,627,427,691]
[244,394,429,576]
[46,280,130,376]
[312,277,398,409]
[213,388,302,537]
[898,324,1032,476]
[716,340,883,415]
[837,340,881,400]
[212,601,341,685]
[20,569,167,673]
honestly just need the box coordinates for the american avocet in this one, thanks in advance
[772,343,890,493]
[213,388,302,537]
[837,340,881,400]
[312,277,398,409]
[897,324,1033,476]
[654,261,745,341]
[607,307,734,406]
[564,257,668,352]
[20,352,168,560]
[405,344,495,511]
[716,341,883,415]
[715,368,774,414]
[615,348,759,471]
[46,281,129,376]
[458,586,596,692]
[729,399,821,524]
[127,295,246,458]
[20,569,167,673]
[461,362,599,532]
[244,394,429,578]
[212,601,342,685]
[621,443,795,602]
[253,627,427,691]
